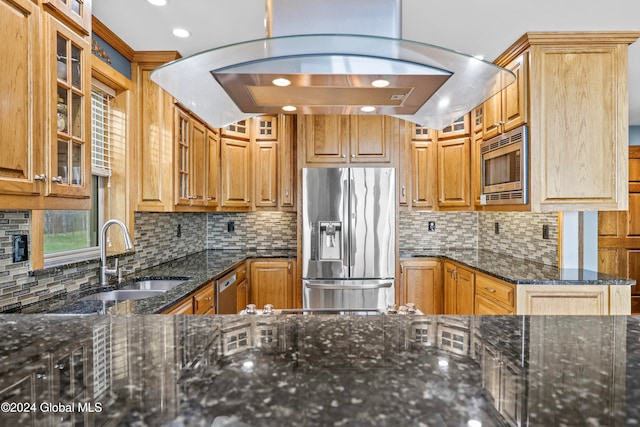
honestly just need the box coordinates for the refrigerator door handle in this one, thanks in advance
[304,281,393,290]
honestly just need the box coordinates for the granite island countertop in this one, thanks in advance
[15,249,296,315]
[0,313,637,426]
[401,248,635,285]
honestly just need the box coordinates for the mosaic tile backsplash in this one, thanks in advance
[207,211,297,250]
[0,208,557,311]
[399,212,478,251]
[478,211,558,265]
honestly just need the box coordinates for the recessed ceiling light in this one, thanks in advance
[272,78,291,87]
[147,0,167,5]
[360,106,376,113]
[371,79,390,88]
[172,28,191,38]
[438,98,450,108]
[282,105,297,112]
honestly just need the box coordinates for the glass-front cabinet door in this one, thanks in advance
[47,15,91,198]
[42,0,91,35]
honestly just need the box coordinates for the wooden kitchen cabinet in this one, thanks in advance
[399,258,442,314]
[236,262,249,312]
[250,259,294,309]
[599,146,640,313]
[162,296,194,314]
[193,282,215,314]
[411,140,437,210]
[474,274,516,315]
[0,0,44,207]
[471,105,484,207]
[254,140,278,208]
[222,119,251,140]
[348,115,394,163]
[41,0,91,36]
[496,32,638,211]
[303,115,397,165]
[516,284,627,315]
[220,137,252,210]
[482,53,528,140]
[278,115,296,210]
[133,52,180,212]
[175,107,220,210]
[443,261,474,315]
[437,114,470,140]
[303,115,349,163]
[437,137,471,209]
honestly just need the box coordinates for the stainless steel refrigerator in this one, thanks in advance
[302,167,395,310]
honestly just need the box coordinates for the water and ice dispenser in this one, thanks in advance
[318,221,342,260]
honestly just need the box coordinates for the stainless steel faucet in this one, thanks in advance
[100,219,134,287]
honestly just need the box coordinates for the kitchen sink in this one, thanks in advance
[121,278,188,291]
[79,289,166,301]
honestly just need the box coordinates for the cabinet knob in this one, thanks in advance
[412,199,417,203]
[498,121,505,125]
[351,154,355,158]
[187,196,198,200]
[342,154,346,158]
[272,199,276,203]
[36,373,47,380]
[204,297,212,301]
[51,176,63,183]
[207,197,214,201]
[34,174,46,181]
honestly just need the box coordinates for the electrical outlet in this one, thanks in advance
[176,224,182,238]
[543,224,550,239]
[12,235,28,263]
[227,221,235,233]
[494,222,500,234]
[428,221,436,232]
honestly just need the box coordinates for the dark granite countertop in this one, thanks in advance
[16,249,296,315]
[0,313,636,426]
[401,248,635,285]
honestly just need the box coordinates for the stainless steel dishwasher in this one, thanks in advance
[216,271,238,314]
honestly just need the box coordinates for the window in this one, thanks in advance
[43,85,113,267]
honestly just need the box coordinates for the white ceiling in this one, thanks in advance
[93,0,640,125]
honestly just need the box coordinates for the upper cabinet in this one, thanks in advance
[482,53,528,140]
[0,0,43,203]
[516,32,637,211]
[0,0,93,210]
[302,115,398,165]
[132,53,180,212]
[42,0,91,35]
[401,118,473,211]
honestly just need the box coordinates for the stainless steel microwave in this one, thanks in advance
[480,125,528,205]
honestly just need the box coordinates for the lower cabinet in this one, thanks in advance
[236,262,249,313]
[475,274,516,315]
[516,284,630,315]
[250,259,295,309]
[443,261,475,315]
[193,282,215,314]
[399,258,442,314]
[162,281,215,315]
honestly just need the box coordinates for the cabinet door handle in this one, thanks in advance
[401,186,406,197]
[207,197,214,201]
[204,297,212,301]
[483,286,496,293]
[34,174,46,181]
[285,187,289,197]
[187,196,198,200]
[400,264,404,274]
[51,176,63,183]
[288,263,291,272]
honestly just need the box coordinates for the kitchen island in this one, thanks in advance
[0,313,636,426]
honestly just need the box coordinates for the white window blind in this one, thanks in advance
[91,89,112,176]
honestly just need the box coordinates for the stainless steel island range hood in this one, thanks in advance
[150,0,515,130]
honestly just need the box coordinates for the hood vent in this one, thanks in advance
[151,0,514,130]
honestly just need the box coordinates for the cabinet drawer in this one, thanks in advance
[236,262,248,282]
[476,293,514,315]
[476,274,515,310]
